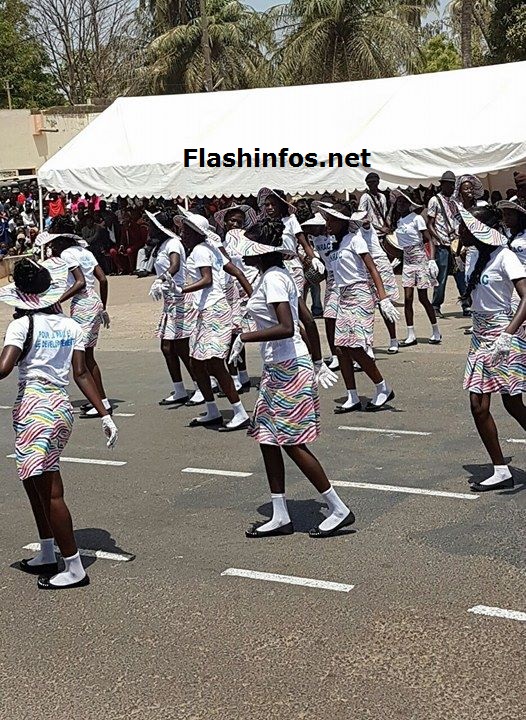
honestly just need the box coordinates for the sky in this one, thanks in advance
[247,0,449,18]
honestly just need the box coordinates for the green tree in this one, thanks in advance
[0,0,61,108]
[488,0,526,63]
[419,33,461,73]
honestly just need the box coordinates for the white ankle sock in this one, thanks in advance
[190,386,204,403]
[239,370,250,384]
[431,323,441,340]
[372,380,391,406]
[405,326,416,342]
[341,389,360,408]
[389,338,399,349]
[27,537,56,566]
[479,465,512,486]
[328,355,340,370]
[172,381,186,399]
[227,401,248,428]
[48,551,86,587]
[102,398,111,410]
[197,401,221,422]
[256,493,291,532]
[318,487,350,532]
[210,376,219,391]
[366,345,375,360]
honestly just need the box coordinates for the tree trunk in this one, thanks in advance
[199,0,213,91]
[460,0,473,68]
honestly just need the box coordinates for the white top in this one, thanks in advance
[282,214,303,270]
[333,232,369,287]
[510,230,526,269]
[358,192,388,233]
[154,235,187,287]
[61,246,98,292]
[4,313,85,387]
[359,226,387,260]
[186,241,228,310]
[395,212,427,248]
[246,266,308,363]
[312,234,338,277]
[224,230,259,285]
[466,246,526,313]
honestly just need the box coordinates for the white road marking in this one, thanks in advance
[0,405,11,409]
[468,605,526,622]
[7,454,126,467]
[23,543,134,562]
[506,438,526,444]
[338,426,431,436]
[221,568,354,593]
[332,480,478,500]
[113,413,135,418]
[182,467,252,477]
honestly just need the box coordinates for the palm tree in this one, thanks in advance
[143,0,200,30]
[448,0,495,67]
[270,0,437,86]
[143,0,273,93]
[460,0,473,66]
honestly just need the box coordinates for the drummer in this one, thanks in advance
[358,173,391,243]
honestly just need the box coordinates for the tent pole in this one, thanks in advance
[38,185,45,261]
[344,189,349,201]
[184,197,189,210]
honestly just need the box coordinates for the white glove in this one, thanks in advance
[100,310,110,329]
[390,258,401,270]
[314,360,338,389]
[428,260,439,279]
[149,279,163,301]
[228,335,245,366]
[379,298,400,323]
[101,415,118,449]
[311,258,326,276]
[490,332,513,366]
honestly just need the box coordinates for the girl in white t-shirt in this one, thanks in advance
[228,219,352,538]
[459,205,526,492]
[146,211,199,407]
[499,199,526,269]
[320,204,399,413]
[177,207,252,432]
[392,191,441,347]
[0,258,117,590]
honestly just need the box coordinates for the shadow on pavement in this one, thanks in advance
[256,498,356,536]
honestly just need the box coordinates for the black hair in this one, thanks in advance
[505,199,526,238]
[224,208,245,222]
[461,205,504,306]
[50,234,80,256]
[244,219,285,267]
[50,216,76,235]
[266,190,289,217]
[149,212,173,242]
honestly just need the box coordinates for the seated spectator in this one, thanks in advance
[47,191,66,218]
[21,201,37,228]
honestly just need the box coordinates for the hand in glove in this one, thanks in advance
[149,279,163,301]
[428,260,439,280]
[379,298,400,323]
[228,335,245,366]
[101,415,118,449]
[314,360,338,389]
[100,310,110,329]
[490,332,513,366]
[310,257,326,276]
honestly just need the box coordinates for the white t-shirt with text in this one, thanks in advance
[395,212,427,249]
[466,246,526,313]
[186,242,228,310]
[333,232,369,287]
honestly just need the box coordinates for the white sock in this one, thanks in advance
[226,401,248,428]
[366,345,375,360]
[341,389,360,408]
[479,465,512,486]
[328,355,340,370]
[239,370,250,384]
[405,326,416,342]
[48,551,86,587]
[189,386,204,403]
[102,398,111,410]
[318,486,351,532]
[372,380,391,406]
[27,537,56,566]
[389,338,399,349]
[256,493,291,532]
[210,376,219,391]
[172,381,187,399]
[196,401,221,422]
[431,323,441,340]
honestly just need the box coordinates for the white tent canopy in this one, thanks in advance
[38,61,526,199]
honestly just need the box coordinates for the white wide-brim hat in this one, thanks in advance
[318,206,354,222]
[0,257,68,310]
[145,210,178,238]
[34,231,88,249]
[457,206,508,247]
[226,228,296,258]
[497,199,526,216]
[390,189,423,209]
[213,204,258,230]
[301,212,326,228]
[257,188,296,215]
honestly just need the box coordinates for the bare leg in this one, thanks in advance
[207,357,241,404]
[349,347,383,384]
[417,289,437,325]
[23,476,53,540]
[337,347,356,390]
[261,443,285,493]
[85,347,107,399]
[470,393,505,465]
[191,358,214,402]
[245,444,292,535]
[284,444,330,492]
[404,287,414,327]
[325,318,337,357]
[160,340,182,382]
[382,315,397,341]
[36,471,78,558]
[173,338,195,380]
[502,394,526,432]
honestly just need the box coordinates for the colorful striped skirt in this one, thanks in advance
[370,255,400,303]
[248,356,320,446]
[12,379,73,481]
[70,291,104,348]
[323,274,339,319]
[190,298,232,361]
[157,289,197,341]
[285,261,305,295]
[464,311,526,395]
[402,245,436,290]
[335,282,375,349]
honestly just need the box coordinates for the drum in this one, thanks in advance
[382,233,403,267]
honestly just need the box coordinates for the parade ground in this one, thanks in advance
[0,276,524,720]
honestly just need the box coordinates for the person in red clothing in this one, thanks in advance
[16,187,27,206]
[47,193,66,218]
[108,209,146,274]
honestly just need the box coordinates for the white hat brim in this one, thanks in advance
[0,257,68,310]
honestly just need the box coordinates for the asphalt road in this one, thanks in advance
[0,283,524,720]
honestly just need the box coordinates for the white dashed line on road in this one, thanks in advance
[506,438,526,444]
[468,605,526,622]
[338,426,431,436]
[23,543,135,562]
[7,454,126,467]
[182,467,253,477]
[221,568,354,593]
[332,480,478,500]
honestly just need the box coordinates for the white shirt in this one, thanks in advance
[186,242,228,310]
[466,246,526,313]
[359,226,387,261]
[358,192,388,234]
[4,313,85,387]
[246,266,308,364]
[510,230,526,269]
[154,236,187,287]
[395,212,427,248]
[60,246,98,292]
[333,232,369,287]
[282,214,303,270]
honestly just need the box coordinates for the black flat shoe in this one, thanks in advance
[365,390,395,412]
[399,339,418,347]
[79,407,113,419]
[80,402,92,412]
[245,521,294,538]
[18,559,58,576]
[387,346,399,354]
[185,398,206,407]
[159,395,188,406]
[37,574,90,590]
[428,336,442,345]
[470,477,514,492]
[334,402,361,414]
[188,416,223,428]
[218,418,250,432]
[240,381,252,393]
[309,511,355,538]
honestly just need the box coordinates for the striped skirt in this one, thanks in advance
[335,282,375,349]
[464,311,526,395]
[70,291,104,348]
[190,298,232,361]
[248,356,320,446]
[402,245,436,290]
[12,379,73,481]
[285,261,305,295]
[323,274,339,319]
[157,289,197,341]
[370,255,400,303]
